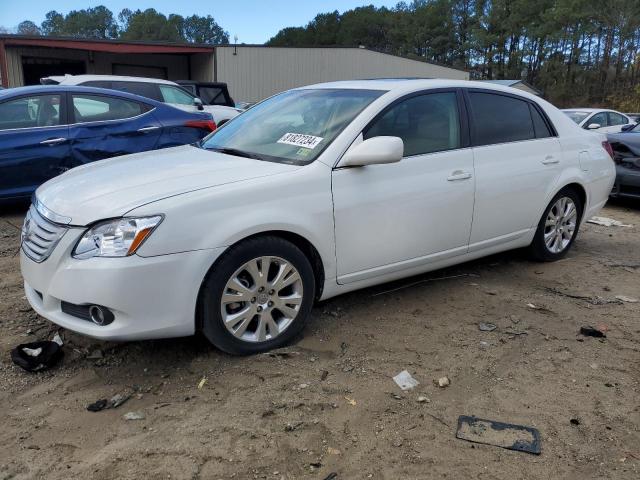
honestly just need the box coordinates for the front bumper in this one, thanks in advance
[611,165,640,198]
[20,228,226,341]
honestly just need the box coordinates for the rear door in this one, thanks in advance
[0,93,69,198]
[68,93,162,165]
[466,90,562,250]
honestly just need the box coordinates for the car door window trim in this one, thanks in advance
[67,92,154,126]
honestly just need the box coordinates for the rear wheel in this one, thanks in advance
[199,236,315,355]
[529,188,583,261]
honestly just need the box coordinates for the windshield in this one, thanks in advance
[200,88,384,165]
[563,111,590,124]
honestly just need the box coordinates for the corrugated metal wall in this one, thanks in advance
[216,46,469,102]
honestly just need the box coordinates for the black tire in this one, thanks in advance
[199,236,315,355]
[528,187,583,262]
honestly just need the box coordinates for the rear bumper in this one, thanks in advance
[21,232,226,341]
[611,165,640,198]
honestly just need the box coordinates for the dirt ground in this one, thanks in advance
[0,200,638,480]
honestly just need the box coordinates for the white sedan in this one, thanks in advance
[21,79,615,354]
[562,108,634,133]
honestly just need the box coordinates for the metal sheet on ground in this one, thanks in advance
[456,416,541,455]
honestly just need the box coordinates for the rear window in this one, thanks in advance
[469,92,535,146]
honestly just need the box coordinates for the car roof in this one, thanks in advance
[43,74,179,86]
[0,84,166,106]
[297,78,542,99]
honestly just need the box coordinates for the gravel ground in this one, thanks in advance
[0,200,639,480]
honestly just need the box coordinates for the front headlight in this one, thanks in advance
[73,216,163,259]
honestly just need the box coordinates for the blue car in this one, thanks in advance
[0,85,217,200]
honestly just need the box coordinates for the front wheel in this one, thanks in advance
[528,188,583,262]
[199,236,315,355]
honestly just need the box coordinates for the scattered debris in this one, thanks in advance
[579,326,606,338]
[52,333,63,346]
[615,295,638,303]
[372,273,479,297]
[87,399,109,412]
[478,322,497,332]
[266,347,301,358]
[285,421,303,432]
[11,341,64,373]
[393,370,419,390]
[197,377,207,389]
[456,415,541,455]
[504,329,528,336]
[587,216,632,228]
[321,370,329,381]
[322,473,337,480]
[570,418,581,426]
[544,287,622,305]
[417,396,430,403]
[87,349,104,360]
[327,447,341,455]
[344,396,357,406]
[435,376,450,388]
[123,411,145,421]
[526,302,554,313]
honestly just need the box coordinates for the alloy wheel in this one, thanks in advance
[220,256,304,342]
[543,196,578,254]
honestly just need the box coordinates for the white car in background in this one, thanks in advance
[41,74,241,126]
[562,108,634,133]
[21,79,615,355]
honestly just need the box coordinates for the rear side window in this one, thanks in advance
[159,85,195,105]
[608,112,627,126]
[469,92,535,146]
[364,92,461,157]
[110,81,161,102]
[0,94,62,130]
[72,94,144,123]
[529,105,553,138]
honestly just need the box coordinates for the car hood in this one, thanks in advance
[36,145,300,226]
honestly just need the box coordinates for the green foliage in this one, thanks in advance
[25,5,228,45]
[267,0,640,109]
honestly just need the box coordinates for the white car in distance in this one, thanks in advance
[41,74,241,125]
[21,79,615,354]
[562,108,634,133]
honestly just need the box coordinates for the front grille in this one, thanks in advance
[21,204,68,263]
[61,301,92,321]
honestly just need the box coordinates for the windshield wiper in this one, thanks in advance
[206,146,264,160]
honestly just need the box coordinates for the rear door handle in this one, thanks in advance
[137,126,160,133]
[542,155,559,165]
[40,137,67,146]
[447,170,472,181]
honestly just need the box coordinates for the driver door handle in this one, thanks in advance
[137,126,160,133]
[40,137,67,146]
[447,170,472,181]
[542,155,559,165]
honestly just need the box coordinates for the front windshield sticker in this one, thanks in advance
[277,133,324,149]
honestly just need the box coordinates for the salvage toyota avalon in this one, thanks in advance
[20,79,615,354]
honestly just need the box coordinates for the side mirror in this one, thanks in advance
[339,136,404,167]
[621,123,634,132]
[194,97,204,111]
[586,123,601,130]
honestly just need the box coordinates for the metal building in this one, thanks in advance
[0,35,468,102]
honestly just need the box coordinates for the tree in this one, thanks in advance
[119,9,184,42]
[41,11,65,36]
[17,21,41,36]
[183,15,229,44]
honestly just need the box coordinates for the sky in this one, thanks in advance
[0,0,398,44]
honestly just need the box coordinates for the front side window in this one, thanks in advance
[469,92,535,146]
[587,112,608,128]
[0,94,62,130]
[159,85,195,105]
[364,92,460,157]
[72,94,144,123]
[201,88,384,165]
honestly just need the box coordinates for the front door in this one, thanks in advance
[332,90,475,284]
[0,93,69,199]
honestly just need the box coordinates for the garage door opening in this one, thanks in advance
[22,57,86,85]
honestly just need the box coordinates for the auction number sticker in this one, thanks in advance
[277,133,324,149]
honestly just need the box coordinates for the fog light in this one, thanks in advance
[88,305,114,326]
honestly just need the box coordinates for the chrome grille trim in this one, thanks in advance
[21,204,68,263]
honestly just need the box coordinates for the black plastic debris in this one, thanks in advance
[456,415,541,455]
[11,341,63,373]
[87,399,109,412]
[579,326,606,338]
